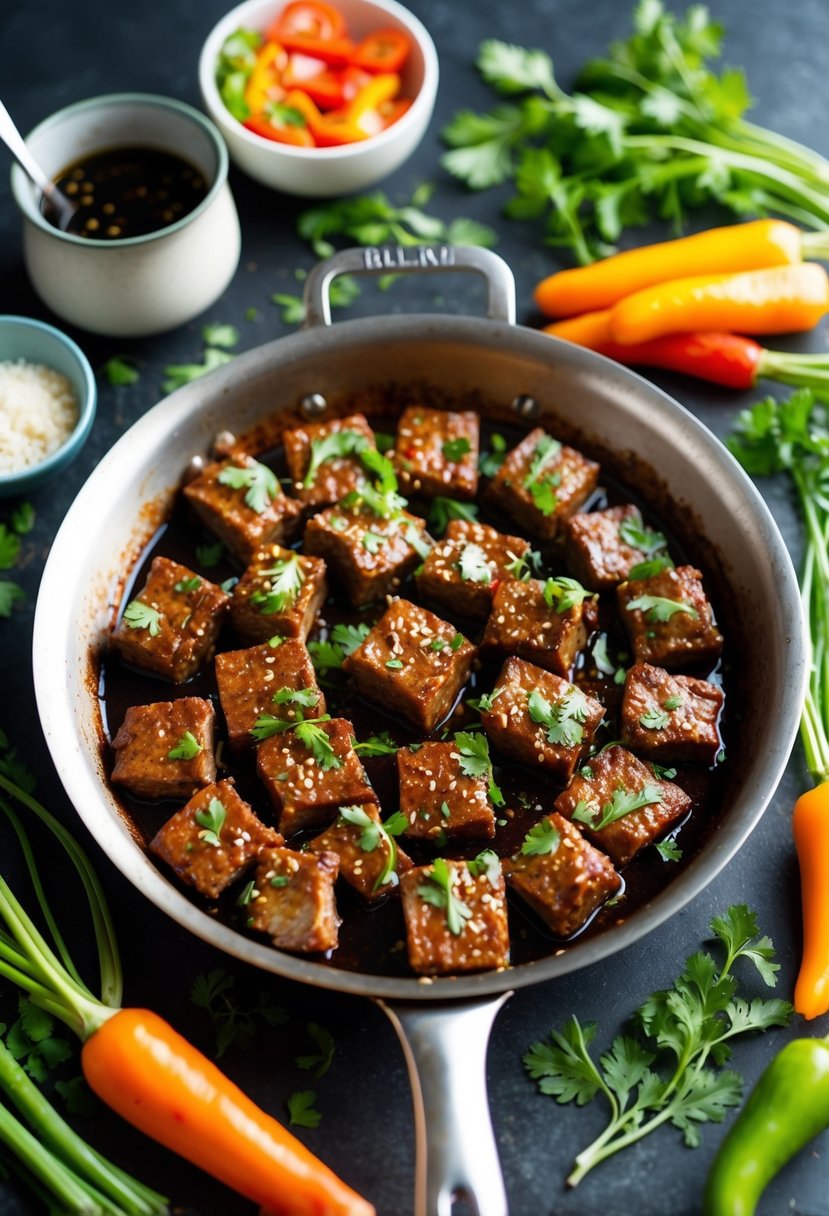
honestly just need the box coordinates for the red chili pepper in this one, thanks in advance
[542,310,829,394]
[283,54,347,109]
[490,578,502,593]
[277,33,354,67]
[243,109,315,146]
[351,29,412,73]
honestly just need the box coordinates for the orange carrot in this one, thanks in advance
[608,263,829,346]
[533,219,829,318]
[793,785,829,1020]
[82,1008,373,1216]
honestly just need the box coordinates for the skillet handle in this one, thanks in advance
[303,245,516,327]
[376,992,513,1216]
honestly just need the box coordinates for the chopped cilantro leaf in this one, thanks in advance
[194,796,226,847]
[572,783,663,831]
[287,1090,322,1129]
[442,437,472,462]
[626,595,698,623]
[528,685,589,747]
[521,818,561,856]
[303,429,369,488]
[417,858,472,936]
[174,575,202,594]
[102,355,141,386]
[619,516,668,556]
[167,731,202,761]
[272,686,321,708]
[217,459,279,515]
[250,554,304,614]
[295,1023,335,1079]
[543,576,591,613]
[122,599,162,637]
[429,496,479,535]
[640,706,670,730]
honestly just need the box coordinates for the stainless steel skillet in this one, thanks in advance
[32,247,805,1216]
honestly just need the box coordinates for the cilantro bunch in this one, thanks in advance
[524,905,791,1185]
[442,0,829,264]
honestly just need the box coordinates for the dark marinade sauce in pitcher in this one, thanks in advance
[42,146,207,239]
[99,415,731,978]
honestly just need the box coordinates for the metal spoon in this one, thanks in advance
[0,98,76,230]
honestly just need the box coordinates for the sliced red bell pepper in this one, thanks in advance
[266,0,346,41]
[378,97,413,129]
[283,53,346,108]
[340,65,374,103]
[243,103,315,146]
[351,28,412,74]
[276,33,354,67]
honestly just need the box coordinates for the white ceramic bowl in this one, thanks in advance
[198,0,439,196]
[10,94,241,338]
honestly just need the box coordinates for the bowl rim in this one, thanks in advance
[10,92,230,251]
[198,0,439,162]
[0,315,97,488]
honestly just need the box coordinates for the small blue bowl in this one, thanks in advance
[0,316,96,497]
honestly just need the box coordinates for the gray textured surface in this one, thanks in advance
[0,1,828,1214]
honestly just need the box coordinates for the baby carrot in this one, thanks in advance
[793,784,829,1020]
[608,263,829,346]
[534,219,829,318]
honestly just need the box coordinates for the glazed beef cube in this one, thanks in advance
[183,453,302,566]
[150,779,282,900]
[304,505,428,608]
[620,662,724,765]
[617,565,724,671]
[230,544,327,644]
[481,657,604,782]
[215,639,324,752]
[480,577,591,676]
[397,742,496,843]
[415,519,530,620]
[343,600,476,732]
[555,744,691,866]
[111,697,216,800]
[395,406,479,500]
[485,427,600,541]
[307,803,414,902]
[111,557,230,683]
[400,858,510,975]
[256,717,377,836]
[283,413,376,509]
[562,504,659,592]
[504,812,621,938]
[247,847,340,953]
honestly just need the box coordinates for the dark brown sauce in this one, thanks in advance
[100,417,730,975]
[43,146,207,239]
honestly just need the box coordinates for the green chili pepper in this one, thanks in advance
[702,1035,829,1216]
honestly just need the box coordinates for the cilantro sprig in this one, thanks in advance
[308,622,371,674]
[303,429,370,488]
[218,459,279,515]
[417,858,473,936]
[626,594,698,623]
[528,685,590,748]
[572,783,663,831]
[250,712,341,771]
[442,8,829,264]
[250,554,305,614]
[524,905,791,1185]
[454,731,504,807]
[190,968,287,1058]
[338,805,408,890]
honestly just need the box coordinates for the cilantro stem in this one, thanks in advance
[0,776,122,1009]
[0,1037,166,1215]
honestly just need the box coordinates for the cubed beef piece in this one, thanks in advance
[400,858,510,975]
[256,717,377,835]
[183,453,302,566]
[111,557,230,683]
[481,657,604,782]
[283,413,376,509]
[504,812,621,938]
[562,505,662,592]
[343,600,476,732]
[480,577,591,676]
[230,545,327,644]
[397,741,496,843]
[617,565,724,671]
[415,520,530,620]
[215,639,324,752]
[304,506,428,608]
[247,847,340,953]
[485,428,600,541]
[395,406,479,500]
[111,697,216,800]
[150,779,282,900]
[307,803,414,902]
[620,662,724,765]
[554,744,691,866]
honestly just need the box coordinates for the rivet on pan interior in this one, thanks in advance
[213,431,236,457]
[512,394,540,420]
[301,392,328,419]
[182,455,206,484]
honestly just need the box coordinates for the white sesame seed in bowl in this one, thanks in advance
[0,316,96,497]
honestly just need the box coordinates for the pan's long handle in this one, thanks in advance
[377,992,513,1216]
[303,245,516,327]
